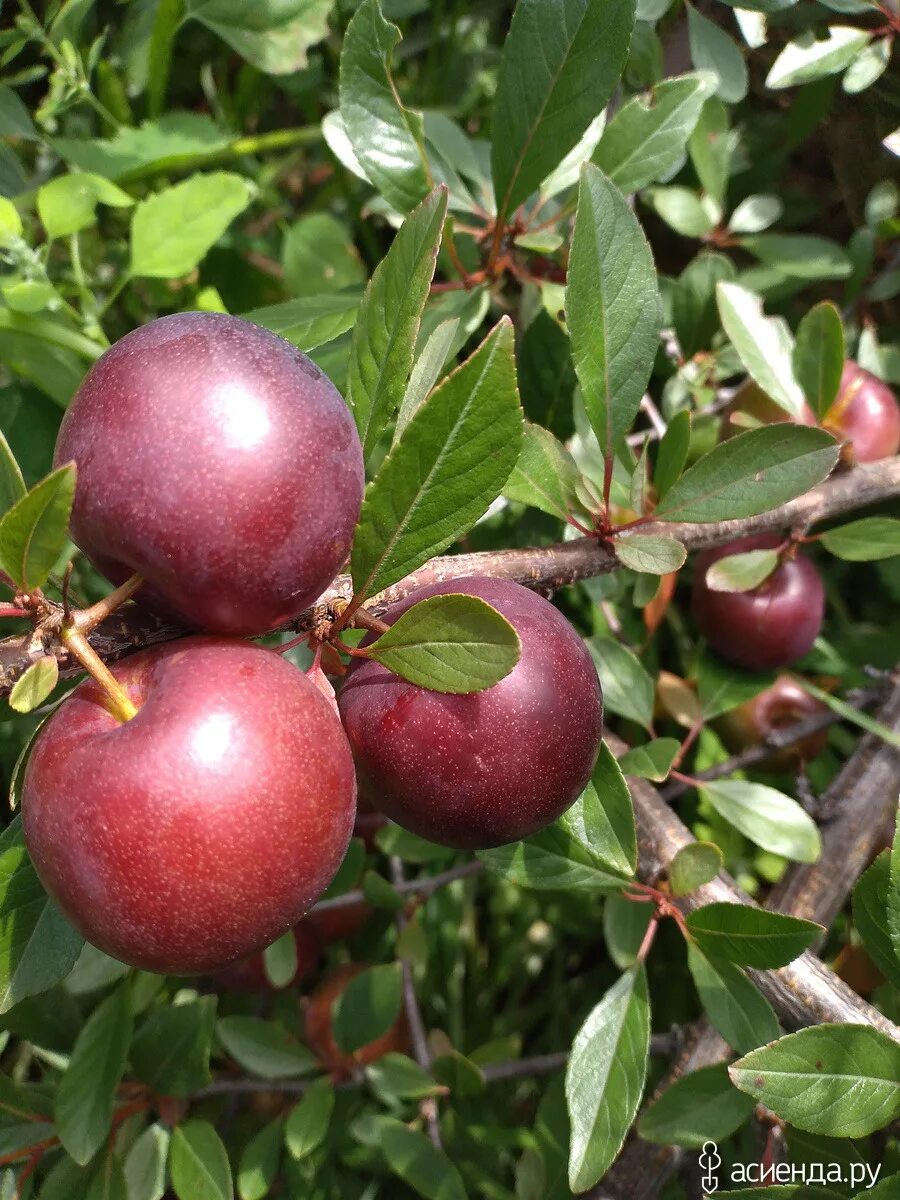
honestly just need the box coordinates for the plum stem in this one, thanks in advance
[59,626,138,723]
[351,608,390,636]
[73,573,143,636]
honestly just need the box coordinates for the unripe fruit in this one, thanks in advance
[210,925,322,992]
[822,361,900,464]
[338,577,604,849]
[22,638,356,975]
[54,312,364,637]
[692,536,825,671]
[716,674,829,770]
[304,964,409,1078]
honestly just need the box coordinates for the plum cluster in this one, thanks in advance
[21,312,604,978]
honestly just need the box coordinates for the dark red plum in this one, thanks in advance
[54,312,364,637]
[337,577,604,850]
[823,361,900,464]
[22,638,356,975]
[693,535,825,671]
[717,674,830,770]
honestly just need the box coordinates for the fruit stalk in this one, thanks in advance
[58,625,138,723]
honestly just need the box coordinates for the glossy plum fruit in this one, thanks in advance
[54,312,364,636]
[822,361,900,464]
[304,964,410,1078]
[338,577,604,850]
[716,674,830,770]
[692,536,825,671]
[22,637,357,975]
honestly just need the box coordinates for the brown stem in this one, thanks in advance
[59,626,138,723]
[73,573,143,635]
[351,609,390,636]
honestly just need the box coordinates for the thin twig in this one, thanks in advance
[312,860,483,915]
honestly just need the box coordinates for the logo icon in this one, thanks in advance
[700,1140,721,1195]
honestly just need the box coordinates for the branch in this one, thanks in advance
[2,457,897,698]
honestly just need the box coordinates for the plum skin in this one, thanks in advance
[717,674,829,770]
[22,637,357,975]
[337,577,604,850]
[54,312,364,637]
[692,535,825,671]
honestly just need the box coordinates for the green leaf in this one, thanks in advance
[569,163,660,458]
[0,430,25,518]
[728,193,783,234]
[503,422,585,522]
[843,36,891,93]
[700,780,821,863]
[566,965,650,1191]
[697,651,775,720]
[889,813,900,969]
[0,464,76,592]
[638,1063,755,1147]
[86,1156,128,1200]
[339,0,429,214]
[793,302,844,419]
[285,1076,334,1160]
[185,0,332,74]
[129,172,254,279]
[687,903,821,967]
[478,807,631,893]
[741,234,852,281]
[565,741,637,877]
[243,294,360,352]
[646,186,716,238]
[238,1118,282,1200]
[799,681,900,748]
[852,852,900,988]
[351,318,522,601]
[687,4,748,102]
[716,282,806,417]
[132,997,217,1095]
[366,1053,441,1102]
[669,842,723,896]
[588,637,654,731]
[378,1117,467,1200]
[618,738,680,781]
[332,963,403,1055]
[730,1025,900,1137]
[281,213,365,299]
[0,816,83,1013]
[9,657,59,714]
[124,1124,169,1200]
[366,593,521,693]
[766,26,871,89]
[819,517,900,562]
[37,173,133,241]
[170,1121,233,1200]
[348,188,448,456]
[653,410,691,502]
[688,97,731,204]
[687,943,779,1054]
[594,72,715,194]
[395,319,460,442]
[53,113,232,182]
[0,87,36,141]
[615,534,686,575]
[55,982,133,1165]
[672,251,735,358]
[653,424,839,523]
[491,0,635,223]
[704,548,779,593]
[217,1017,318,1080]
[263,930,298,989]
[603,893,654,969]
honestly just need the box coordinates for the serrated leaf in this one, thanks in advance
[669,842,723,896]
[716,282,806,417]
[638,1063,754,1147]
[366,593,521,693]
[217,1017,318,1080]
[130,172,254,279]
[395,319,460,442]
[242,294,360,352]
[730,1025,900,1137]
[170,1121,233,1200]
[0,816,83,1013]
[0,464,76,591]
[339,0,429,214]
[588,636,654,731]
[38,173,133,241]
[503,422,585,522]
[491,0,636,223]
[700,780,821,863]
[238,1118,282,1200]
[766,26,871,89]
[332,963,403,1055]
[9,657,58,714]
[132,997,217,1095]
[615,534,686,575]
[285,1077,334,1160]
[566,965,649,1191]
[617,737,680,781]
[793,302,844,419]
[569,163,660,458]
[704,548,779,593]
[687,944,779,1054]
[563,741,636,878]
[687,903,821,967]
[653,410,691,502]
[351,318,522,601]
[594,72,715,194]
[687,5,748,102]
[653,424,838,523]
[348,188,448,456]
[819,517,900,562]
[55,982,133,1164]
[852,852,900,988]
